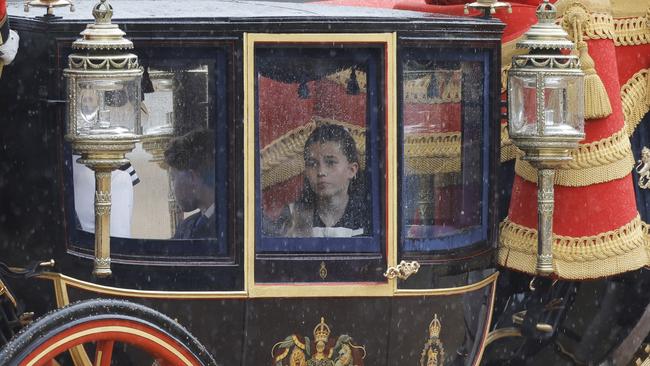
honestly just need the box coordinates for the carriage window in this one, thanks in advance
[255,44,384,256]
[400,49,488,252]
[68,47,230,260]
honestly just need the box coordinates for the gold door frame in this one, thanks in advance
[243,32,397,297]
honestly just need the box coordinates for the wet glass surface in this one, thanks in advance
[400,51,486,252]
[255,45,383,254]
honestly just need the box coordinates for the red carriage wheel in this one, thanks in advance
[0,299,217,366]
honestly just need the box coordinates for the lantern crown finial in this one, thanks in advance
[72,0,133,51]
[92,0,113,25]
[536,0,557,25]
[516,0,574,51]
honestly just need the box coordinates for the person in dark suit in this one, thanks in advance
[164,129,216,239]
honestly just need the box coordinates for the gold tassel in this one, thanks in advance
[577,40,612,120]
[562,1,613,120]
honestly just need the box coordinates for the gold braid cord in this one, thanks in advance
[514,127,634,186]
[580,12,615,40]
[498,215,649,279]
[613,10,650,46]
[622,69,650,136]
[260,119,367,189]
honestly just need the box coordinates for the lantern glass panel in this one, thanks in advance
[75,76,141,136]
[142,70,175,136]
[543,74,584,134]
[509,73,538,136]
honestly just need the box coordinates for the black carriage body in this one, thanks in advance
[1,1,504,365]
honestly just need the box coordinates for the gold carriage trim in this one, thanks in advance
[498,214,648,279]
[404,131,461,175]
[260,118,367,189]
[514,127,635,186]
[612,11,650,46]
[622,69,650,136]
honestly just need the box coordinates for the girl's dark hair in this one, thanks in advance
[299,123,365,205]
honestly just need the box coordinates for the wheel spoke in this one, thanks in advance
[94,340,114,366]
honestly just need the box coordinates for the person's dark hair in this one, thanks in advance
[164,129,215,185]
[299,123,365,205]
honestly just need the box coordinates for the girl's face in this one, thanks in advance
[304,141,358,199]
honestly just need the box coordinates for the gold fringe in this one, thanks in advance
[498,215,648,279]
[577,41,613,119]
[612,10,650,46]
[647,67,650,107]
[404,157,460,175]
[621,69,649,136]
[563,2,613,120]
[500,64,510,94]
[260,118,367,189]
[515,127,634,186]
[404,132,461,175]
[500,122,520,163]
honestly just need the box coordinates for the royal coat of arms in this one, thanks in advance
[271,317,366,366]
[419,314,445,366]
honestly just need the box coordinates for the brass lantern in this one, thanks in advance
[64,0,142,277]
[507,0,585,276]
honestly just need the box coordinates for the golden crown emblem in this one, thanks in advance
[313,317,331,343]
[429,314,441,338]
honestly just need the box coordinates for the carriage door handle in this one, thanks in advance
[383,260,421,280]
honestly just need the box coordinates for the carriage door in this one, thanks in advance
[245,33,397,296]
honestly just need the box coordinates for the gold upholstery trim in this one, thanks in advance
[260,119,366,189]
[403,70,462,104]
[404,131,462,175]
[613,11,650,46]
[622,69,650,136]
[498,215,648,279]
[327,68,462,104]
[326,68,367,93]
[514,127,634,186]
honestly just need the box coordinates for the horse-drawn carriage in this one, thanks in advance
[0,0,649,365]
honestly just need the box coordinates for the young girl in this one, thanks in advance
[270,123,370,238]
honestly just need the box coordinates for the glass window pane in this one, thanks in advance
[509,74,538,136]
[255,45,383,254]
[400,50,487,252]
[69,47,230,260]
